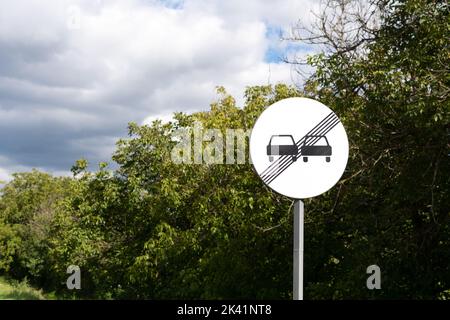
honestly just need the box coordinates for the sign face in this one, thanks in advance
[250,97,349,199]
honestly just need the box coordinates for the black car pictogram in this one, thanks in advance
[301,135,332,162]
[267,135,298,162]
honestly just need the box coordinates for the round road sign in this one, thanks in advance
[250,97,348,199]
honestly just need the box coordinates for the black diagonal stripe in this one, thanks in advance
[294,117,340,160]
[260,113,337,181]
[263,120,339,184]
[263,117,340,185]
[264,121,339,185]
[264,117,340,185]
[260,112,336,179]
[264,118,340,185]
[260,113,334,177]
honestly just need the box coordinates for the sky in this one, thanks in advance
[0,0,319,182]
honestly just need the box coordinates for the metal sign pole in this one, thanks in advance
[293,200,304,300]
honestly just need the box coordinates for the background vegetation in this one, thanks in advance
[0,0,448,299]
[0,277,48,300]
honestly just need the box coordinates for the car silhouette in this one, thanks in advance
[267,135,298,162]
[301,135,332,162]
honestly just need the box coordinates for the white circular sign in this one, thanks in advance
[250,97,349,199]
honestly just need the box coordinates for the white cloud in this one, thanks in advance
[0,167,12,184]
[0,0,317,175]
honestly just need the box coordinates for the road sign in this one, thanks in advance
[250,97,349,199]
[250,97,349,300]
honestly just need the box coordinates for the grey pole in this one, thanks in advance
[293,200,304,300]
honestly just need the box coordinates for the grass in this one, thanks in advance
[0,277,46,300]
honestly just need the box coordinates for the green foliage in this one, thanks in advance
[0,171,74,289]
[47,84,301,299]
[302,0,450,299]
[0,277,47,300]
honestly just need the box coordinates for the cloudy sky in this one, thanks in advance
[0,0,319,182]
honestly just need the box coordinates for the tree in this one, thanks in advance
[0,170,73,290]
[288,0,450,298]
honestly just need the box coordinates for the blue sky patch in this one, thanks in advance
[264,24,312,64]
